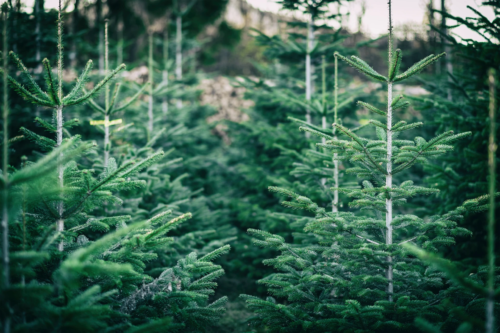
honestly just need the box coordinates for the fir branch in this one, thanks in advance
[10,138,88,186]
[8,51,48,100]
[86,96,106,114]
[268,187,300,199]
[289,117,333,137]
[42,58,60,105]
[199,245,231,262]
[119,151,165,178]
[145,213,192,241]
[112,82,150,114]
[299,126,334,141]
[64,64,126,106]
[63,60,93,102]
[34,117,56,133]
[334,124,387,175]
[394,53,446,82]
[107,83,121,113]
[335,52,387,82]
[1,71,54,107]
[358,101,386,116]
[404,244,487,296]
[388,49,402,81]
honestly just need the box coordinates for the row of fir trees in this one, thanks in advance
[0,0,499,332]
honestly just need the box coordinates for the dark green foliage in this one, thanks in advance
[241,1,498,332]
[1,2,230,332]
[1,0,499,332]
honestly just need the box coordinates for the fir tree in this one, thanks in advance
[277,0,353,131]
[242,1,476,331]
[409,1,500,263]
[1,1,231,331]
[173,0,197,109]
[85,19,149,168]
[406,69,499,333]
[220,4,365,287]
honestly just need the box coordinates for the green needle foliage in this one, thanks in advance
[405,69,499,333]
[84,20,149,168]
[1,0,498,331]
[240,1,489,332]
[1,1,230,332]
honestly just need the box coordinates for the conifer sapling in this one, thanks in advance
[2,0,125,250]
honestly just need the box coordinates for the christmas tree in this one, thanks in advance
[1,1,230,331]
[241,1,489,331]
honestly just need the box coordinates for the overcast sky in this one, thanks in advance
[247,0,495,40]
[24,0,496,41]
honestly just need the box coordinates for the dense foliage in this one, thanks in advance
[0,0,498,332]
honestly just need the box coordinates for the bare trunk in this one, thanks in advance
[176,15,182,108]
[117,12,124,66]
[441,0,452,100]
[305,14,314,138]
[104,114,110,167]
[35,0,43,72]
[2,9,11,332]
[97,0,104,75]
[104,20,110,167]
[175,15,182,80]
[56,2,64,252]
[333,56,339,213]
[56,106,64,252]
[386,82,393,302]
[486,69,496,333]
[148,32,154,136]
[333,153,339,213]
[321,116,327,187]
[386,1,394,302]
[320,56,327,189]
[69,0,80,69]
[1,196,9,333]
[11,1,19,54]
[162,28,169,115]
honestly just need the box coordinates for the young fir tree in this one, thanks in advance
[111,26,235,270]
[85,20,149,168]
[221,5,367,288]
[172,0,197,109]
[277,0,353,130]
[406,69,499,333]
[1,2,230,331]
[409,2,500,262]
[241,1,477,331]
[285,55,362,213]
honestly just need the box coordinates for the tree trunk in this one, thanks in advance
[56,105,64,252]
[104,115,110,166]
[305,13,314,138]
[11,0,19,54]
[486,68,497,333]
[176,15,182,108]
[320,56,327,189]
[35,0,43,68]
[162,27,169,115]
[97,0,104,75]
[69,0,80,69]
[148,32,154,136]
[333,56,339,213]
[34,0,43,117]
[57,2,65,252]
[104,20,110,167]
[117,11,124,66]
[386,0,394,302]
[441,0,452,100]
[2,8,11,333]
